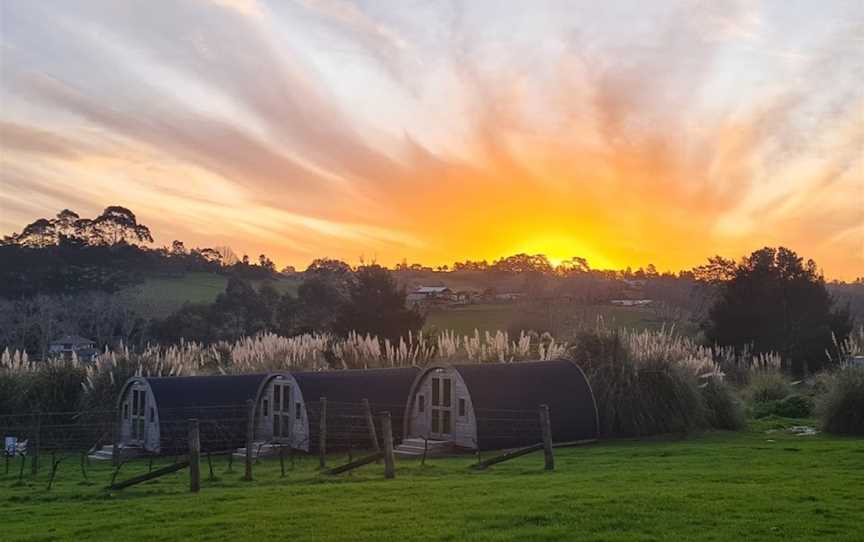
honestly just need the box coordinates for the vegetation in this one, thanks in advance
[705,247,852,375]
[568,327,738,437]
[817,367,864,435]
[1,424,862,541]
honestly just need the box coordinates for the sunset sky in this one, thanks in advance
[1,1,862,279]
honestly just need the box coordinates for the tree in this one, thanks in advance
[90,206,153,246]
[333,265,424,342]
[276,276,347,336]
[705,247,853,374]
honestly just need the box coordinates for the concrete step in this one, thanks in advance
[233,442,282,459]
[394,439,456,459]
[87,444,143,461]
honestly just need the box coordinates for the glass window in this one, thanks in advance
[123,403,128,420]
[443,379,452,407]
[132,390,139,414]
[442,410,451,434]
[431,409,440,433]
[263,399,269,417]
[149,407,154,423]
[283,387,290,413]
[295,403,302,419]
[418,395,425,413]
[431,378,440,406]
[458,398,466,417]
[274,386,281,411]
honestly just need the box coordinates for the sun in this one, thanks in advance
[509,234,614,270]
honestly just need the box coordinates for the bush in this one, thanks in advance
[571,331,706,437]
[817,367,864,435]
[752,394,813,419]
[746,371,790,403]
[701,379,745,430]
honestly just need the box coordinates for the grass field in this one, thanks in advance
[2,418,861,541]
[127,273,300,317]
[424,303,694,336]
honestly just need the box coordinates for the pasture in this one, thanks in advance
[424,303,692,336]
[127,273,300,316]
[2,418,861,541]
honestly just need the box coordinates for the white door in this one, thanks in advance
[430,376,452,439]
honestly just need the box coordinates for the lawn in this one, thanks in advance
[126,273,300,317]
[424,303,696,336]
[2,419,862,541]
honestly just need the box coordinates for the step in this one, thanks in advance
[233,442,282,459]
[400,438,452,449]
[87,444,143,461]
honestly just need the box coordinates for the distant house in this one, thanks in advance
[49,335,97,361]
[407,286,454,305]
[610,299,652,307]
[494,292,525,302]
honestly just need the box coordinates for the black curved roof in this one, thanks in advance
[450,359,598,449]
[292,367,419,410]
[144,374,268,420]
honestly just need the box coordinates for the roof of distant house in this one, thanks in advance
[51,335,95,346]
[415,286,451,294]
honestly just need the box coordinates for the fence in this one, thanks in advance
[1,399,574,493]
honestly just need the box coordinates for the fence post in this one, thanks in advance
[31,411,41,476]
[189,419,200,493]
[112,406,121,467]
[318,397,327,469]
[380,411,395,479]
[539,404,554,471]
[244,399,254,481]
[362,398,380,454]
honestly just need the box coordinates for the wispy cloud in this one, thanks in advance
[1,0,861,277]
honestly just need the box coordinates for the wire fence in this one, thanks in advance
[1,400,564,492]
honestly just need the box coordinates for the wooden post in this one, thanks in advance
[539,404,554,471]
[362,399,380,454]
[318,397,327,469]
[380,411,395,480]
[31,411,41,476]
[188,418,200,493]
[112,407,121,467]
[80,452,88,481]
[279,445,286,478]
[207,452,215,481]
[244,399,254,481]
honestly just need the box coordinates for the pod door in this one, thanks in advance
[272,381,292,443]
[430,376,452,439]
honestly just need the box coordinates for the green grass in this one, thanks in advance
[425,303,693,336]
[127,273,300,317]
[2,421,862,541]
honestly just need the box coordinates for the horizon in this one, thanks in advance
[2,1,863,280]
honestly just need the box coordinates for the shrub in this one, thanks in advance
[746,371,790,403]
[571,330,707,437]
[817,367,864,435]
[751,394,813,419]
[776,394,813,418]
[701,378,745,430]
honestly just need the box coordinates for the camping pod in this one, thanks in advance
[252,367,420,451]
[402,360,599,451]
[117,374,268,453]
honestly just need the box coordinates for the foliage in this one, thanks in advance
[745,371,790,404]
[569,329,708,437]
[817,366,864,435]
[752,395,813,419]
[333,265,424,342]
[700,378,745,430]
[704,246,853,375]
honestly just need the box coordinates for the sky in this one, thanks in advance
[1,0,862,279]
